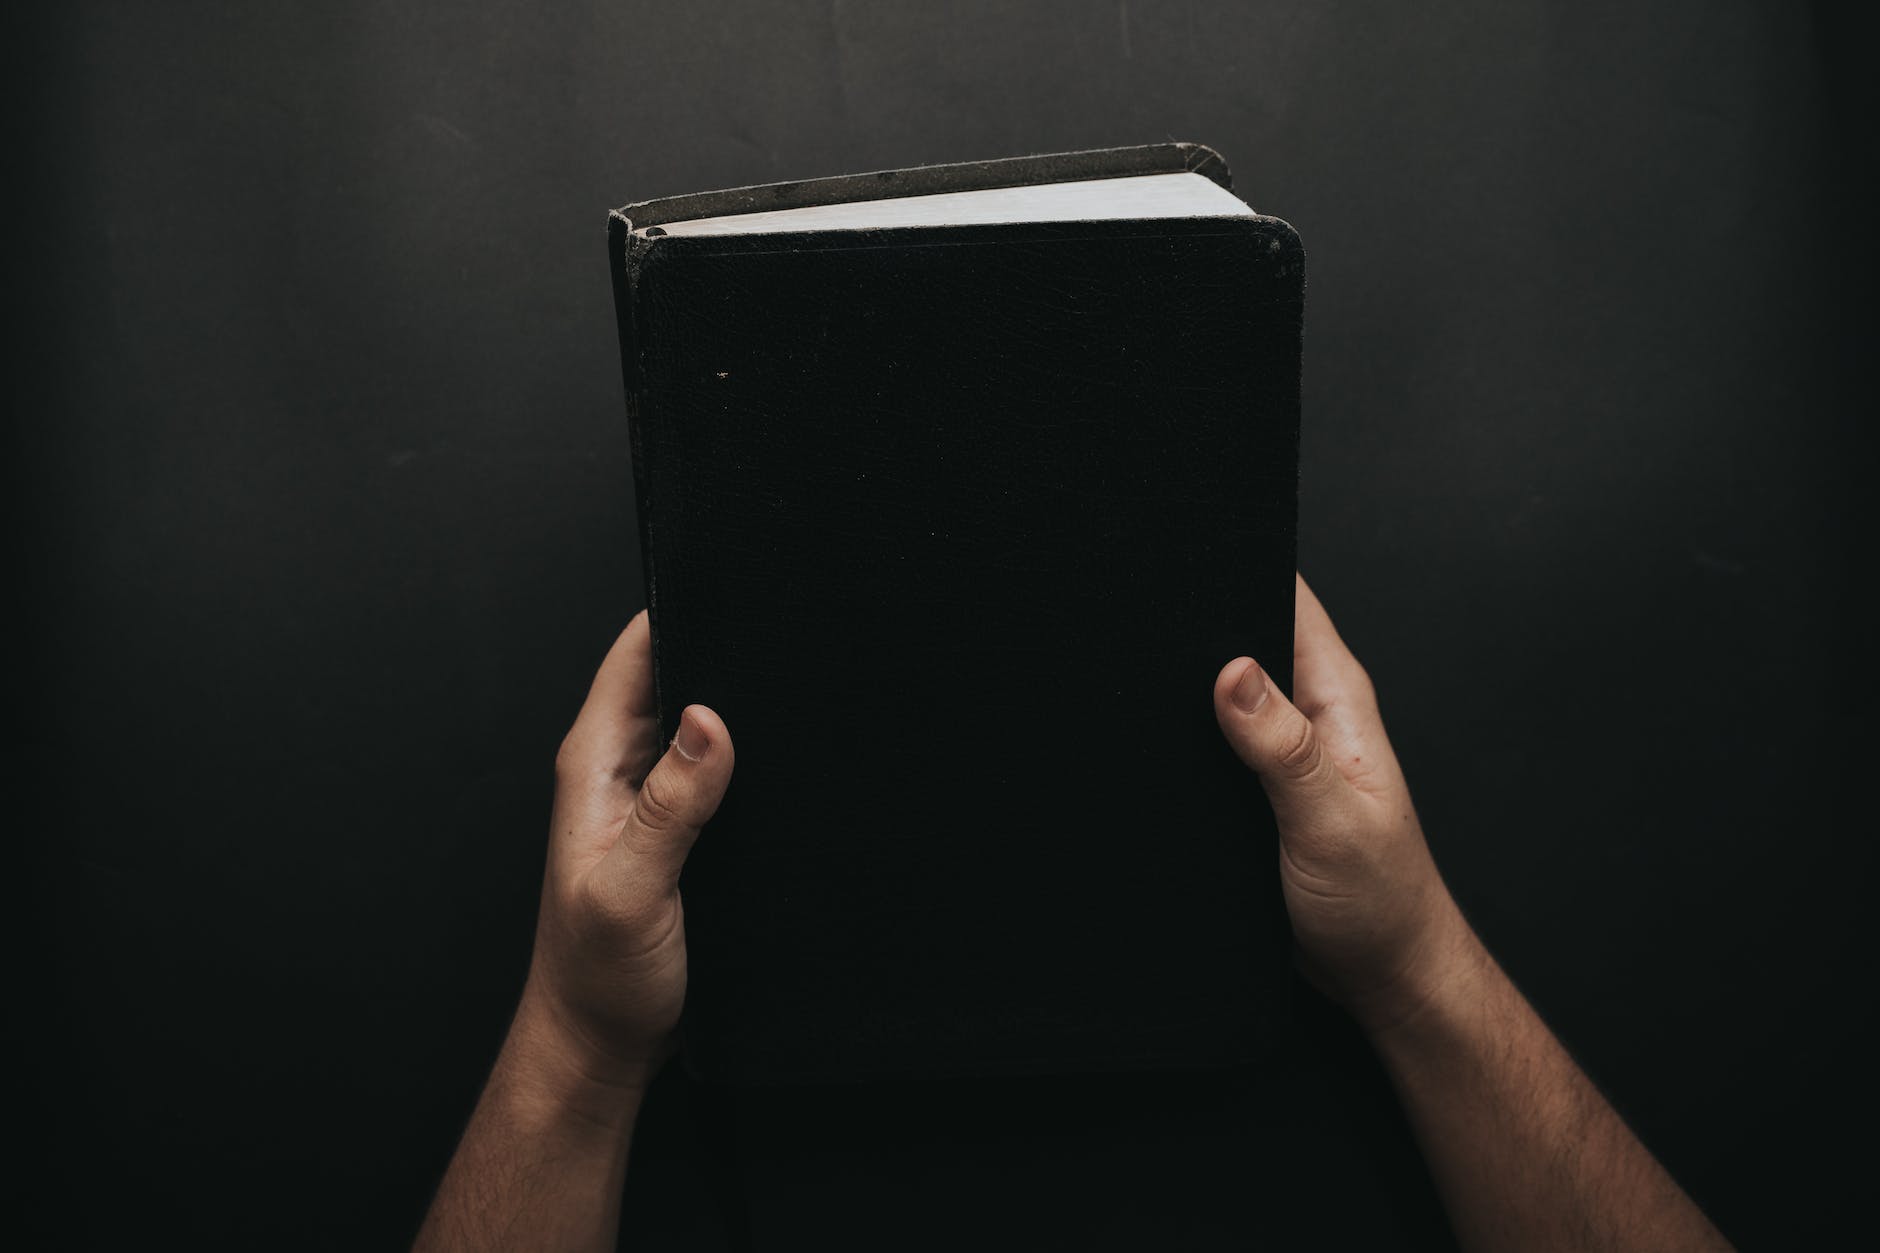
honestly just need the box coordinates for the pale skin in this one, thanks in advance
[415,577,1732,1252]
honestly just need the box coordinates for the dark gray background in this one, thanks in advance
[20,1,1867,1248]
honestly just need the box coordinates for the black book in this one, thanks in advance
[607,142,1303,1085]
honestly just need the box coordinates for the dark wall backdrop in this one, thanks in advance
[21,1,1867,1248]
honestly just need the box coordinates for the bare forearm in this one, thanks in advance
[1367,922,1729,1253]
[414,991,647,1253]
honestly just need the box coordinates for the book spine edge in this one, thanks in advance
[608,211,671,752]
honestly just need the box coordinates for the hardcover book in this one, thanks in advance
[608,142,1303,1085]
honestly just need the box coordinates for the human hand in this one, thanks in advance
[516,610,735,1094]
[413,614,731,1250]
[1214,574,1479,1036]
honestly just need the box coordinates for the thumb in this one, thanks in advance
[1213,657,1352,831]
[603,703,735,890]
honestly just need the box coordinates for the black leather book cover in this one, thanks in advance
[608,144,1303,1085]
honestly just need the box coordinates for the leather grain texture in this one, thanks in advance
[613,205,1304,1085]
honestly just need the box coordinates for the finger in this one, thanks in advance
[558,611,660,789]
[1214,655,1358,833]
[602,703,735,891]
[1292,573,1376,722]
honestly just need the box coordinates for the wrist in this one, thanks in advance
[500,984,654,1136]
[1346,897,1492,1041]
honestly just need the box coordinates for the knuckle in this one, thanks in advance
[598,879,652,933]
[632,768,689,834]
[569,871,618,929]
[1273,713,1324,779]
[572,866,652,932]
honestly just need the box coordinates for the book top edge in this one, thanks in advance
[645,172,1250,239]
[612,142,1233,230]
